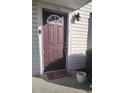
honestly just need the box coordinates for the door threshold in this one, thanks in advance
[44,69,66,74]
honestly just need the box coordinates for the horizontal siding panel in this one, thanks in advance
[72,30,87,33]
[71,26,88,30]
[32,24,38,28]
[72,27,88,31]
[32,8,37,12]
[71,52,86,55]
[79,18,89,22]
[71,51,86,54]
[32,69,40,73]
[32,43,39,48]
[72,24,88,29]
[32,14,37,18]
[32,30,38,35]
[72,32,88,35]
[72,29,88,32]
[32,19,37,23]
[69,58,86,63]
[71,39,87,42]
[32,66,40,69]
[69,63,86,67]
[72,45,86,48]
[32,58,40,62]
[71,41,87,45]
[32,28,37,32]
[71,35,87,38]
[32,56,39,60]
[32,7,37,10]
[71,35,87,39]
[32,22,37,26]
[32,62,40,66]
[69,61,86,65]
[72,31,88,35]
[71,45,87,49]
[32,35,38,39]
[80,15,90,19]
[32,47,39,51]
[79,12,90,16]
[80,8,91,13]
[72,48,87,52]
[32,15,37,19]
[71,38,87,42]
[32,2,37,7]
[68,64,86,70]
[32,13,37,16]
[73,22,89,26]
[32,26,37,29]
[72,48,86,50]
[69,53,85,57]
[32,70,40,73]
[32,43,39,47]
[71,38,87,41]
[32,48,39,52]
[32,44,39,49]
[71,37,87,41]
[71,33,87,37]
[72,21,89,26]
[71,47,87,50]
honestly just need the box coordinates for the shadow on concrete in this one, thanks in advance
[35,72,91,91]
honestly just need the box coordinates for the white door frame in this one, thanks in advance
[37,2,72,75]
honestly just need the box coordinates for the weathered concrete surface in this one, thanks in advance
[32,76,91,93]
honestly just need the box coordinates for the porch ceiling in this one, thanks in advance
[39,0,91,10]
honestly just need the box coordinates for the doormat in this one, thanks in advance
[46,70,71,80]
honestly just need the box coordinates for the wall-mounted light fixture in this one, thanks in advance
[71,13,81,24]
[75,13,81,21]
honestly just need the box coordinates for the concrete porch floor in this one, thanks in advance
[32,71,92,93]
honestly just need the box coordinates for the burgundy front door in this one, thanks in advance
[43,9,67,72]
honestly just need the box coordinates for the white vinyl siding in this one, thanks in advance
[68,2,92,70]
[32,1,40,76]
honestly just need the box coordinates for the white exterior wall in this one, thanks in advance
[68,2,92,69]
[32,1,41,76]
[32,0,92,75]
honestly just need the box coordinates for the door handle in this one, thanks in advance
[64,47,67,53]
[63,42,67,53]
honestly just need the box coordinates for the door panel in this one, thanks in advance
[43,9,67,72]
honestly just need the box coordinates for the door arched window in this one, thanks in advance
[47,15,63,25]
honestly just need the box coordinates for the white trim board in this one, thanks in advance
[37,1,72,75]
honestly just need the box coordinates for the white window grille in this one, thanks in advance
[47,15,63,25]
